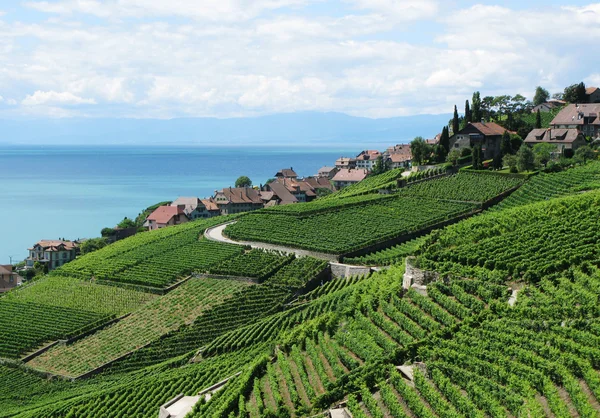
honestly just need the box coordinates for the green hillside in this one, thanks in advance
[3,161,600,417]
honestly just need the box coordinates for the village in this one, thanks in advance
[4,85,600,291]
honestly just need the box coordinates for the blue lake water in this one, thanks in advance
[0,145,375,262]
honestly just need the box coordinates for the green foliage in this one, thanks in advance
[209,249,294,282]
[79,237,108,255]
[399,172,524,203]
[446,148,461,166]
[516,145,535,172]
[370,155,390,176]
[532,142,556,167]
[265,257,328,288]
[117,217,136,229]
[563,81,587,103]
[452,105,460,135]
[533,86,550,106]
[535,109,542,128]
[225,196,475,254]
[574,145,596,164]
[410,136,431,166]
[235,176,252,188]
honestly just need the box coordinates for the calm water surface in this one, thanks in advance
[0,145,366,262]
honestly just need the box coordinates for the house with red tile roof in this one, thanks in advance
[171,197,217,219]
[549,103,600,139]
[274,168,298,180]
[145,205,189,231]
[332,168,368,189]
[586,87,600,103]
[26,240,79,271]
[317,166,338,179]
[335,157,356,169]
[355,150,382,171]
[524,128,586,152]
[384,144,412,169]
[0,265,22,293]
[449,122,513,160]
[213,187,264,215]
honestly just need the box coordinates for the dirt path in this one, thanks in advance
[205,222,339,262]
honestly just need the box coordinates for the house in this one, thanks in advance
[301,176,336,200]
[426,134,441,146]
[171,197,216,219]
[335,157,356,170]
[331,169,368,189]
[200,198,221,217]
[274,168,298,180]
[532,100,566,113]
[213,187,264,215]
[524,128,586,152]
[586,87,600,103]
[145,205,189,230]
[449,122,513,160]
[355,150,382,171]
[263,180,300,206]
[317,166,338,179]
[549,103,600,139]
[384,144,412,169]
[26,240,79,271]
[0,265,22,293]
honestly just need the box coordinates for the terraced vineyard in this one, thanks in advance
[323,167,406,199]
[492,160,600,211]
[208,249,294,281]
[418,190,600,282]
[7,160,600,418]
[400,172,524,203]
[27,277,251,377]
[2,274,156,315]
[225,196,476,254]
[344,236,427,266]
[57,216,239,287]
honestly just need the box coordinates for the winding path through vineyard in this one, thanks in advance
[205,222,339,262]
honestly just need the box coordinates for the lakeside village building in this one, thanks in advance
[25,240,79,271]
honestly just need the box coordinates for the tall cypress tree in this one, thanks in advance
[452,105,460,135]
[472,91,482,122]
[465,100,472,123]
[440,126,450,154]
[535,109,542,129]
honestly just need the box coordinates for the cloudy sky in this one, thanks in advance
[0,0,599,119]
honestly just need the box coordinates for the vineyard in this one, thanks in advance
[27,277,251,377]
[417,190,600,282]
[224,196,476,254]
[56,216,240,287]
[208,249,294,281]
[399,172,524,203]
[6,161,600,417]
[492,160,600,211]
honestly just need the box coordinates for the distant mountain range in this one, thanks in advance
[0,112,452,146]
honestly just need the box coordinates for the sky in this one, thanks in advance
[0,1,599,120]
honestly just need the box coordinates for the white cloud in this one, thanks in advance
[25,0,309,22]
[3,2,600,119]
[22,91,97,106]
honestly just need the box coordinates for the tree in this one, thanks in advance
[371,155,390,175]
[433,145,446,164]
[315,188,333,197]
[465,100,472,123]
[501,131,512,156]
[532,143,556,167]
[471,91,482,122]
[410,137,430,166]
[492,151,503,170]
[574,145,595,164]
[80,237,108,255]
[235,176,252,188]
[503,154,518,173]
[533,86,550,106]
[516,145,535,172]
[446,149,461,166]
[439,126,450,154]
[117,217,136,229]
[510,134,524,153]
[471,145,483,170]
[535,109,542,129]
[452,105,460,135]
[563,82,587,103]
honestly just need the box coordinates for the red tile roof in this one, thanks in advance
[275,168,297,178]
[0,265,13,275]
[217,187,263,205]
[586,87,599,95]
[467,122,510,136]
[147,206,187,224]
[29,240,78,251]
[356,150,381,161]
[201,198,219,211]
[332,169,368,182]
[550,104,600,126]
